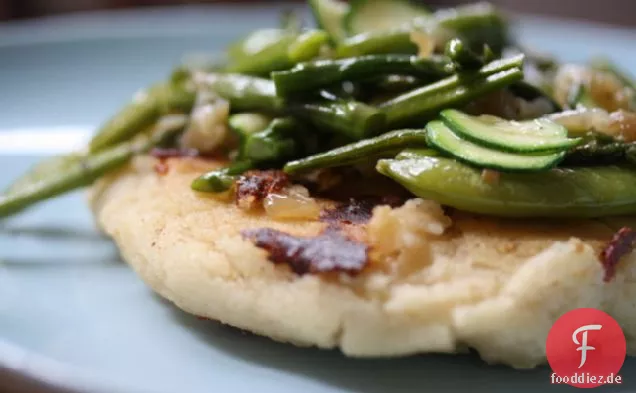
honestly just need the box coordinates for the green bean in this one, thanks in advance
[293,100,386,140]
[284,128,428,173]
[272,55,453,97]
[380,55,525,127]
[241,117,299,162]
[0,119,186,219]
[336,30,415,58]
[377,153,636,218]
[89,81,195,153]
[198,73,284,113]
[562,132,636,167]
[444,38,484,70]
[563,142,629,167]
[191,160,254,193]
[364,75,425,95]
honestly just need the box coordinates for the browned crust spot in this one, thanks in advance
[235,170,289,210]
[600,226,636,282]
[241,226,369,275]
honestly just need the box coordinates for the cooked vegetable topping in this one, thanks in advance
[3,0,636,230]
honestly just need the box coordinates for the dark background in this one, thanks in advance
[0,0,635,26]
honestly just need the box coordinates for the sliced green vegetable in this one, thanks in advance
[380,55,525,127]
[293,100,386,140]
[199,73,284,113]
[284,128,428,173]
[0,119,186,219]
[4,155,85,196]
[426,120,565,172]
[191,160,254,193]
[89,82,195,153]
[336,30,416,58]
[309,0,350,43]
[444,38,486,70]
[344,0,430,36]
[241,117,300,162]
[272,54,453,97]
[439,109,580,153]
[377,154,636,218]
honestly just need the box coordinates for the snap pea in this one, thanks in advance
[292,100,386,140]
[364,75,425,95]
[284,128,428,173]
[395,148,441,160]
[88,81,195,153]
[0,119,187,219]
[377,154,636,218]
[336,3,508,58]
[198,73,284,113]
[191,160,254,193]
[380,55,524,127]
[272,55,454,97]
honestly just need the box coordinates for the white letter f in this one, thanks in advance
[573,324,602,368]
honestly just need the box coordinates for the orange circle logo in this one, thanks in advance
[546,308,626,388]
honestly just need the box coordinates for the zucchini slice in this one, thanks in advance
[309,0,350,43]
[426,120,565,172]
[345,0,430,36]
[440,109,580,153]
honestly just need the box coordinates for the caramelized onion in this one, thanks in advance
[263,185,320,220]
